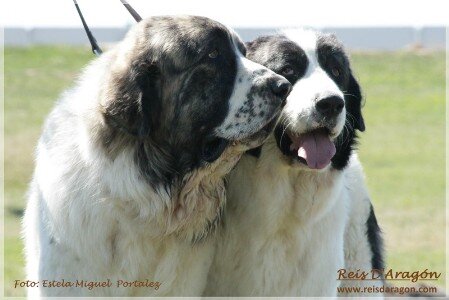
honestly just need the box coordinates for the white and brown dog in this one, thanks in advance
[23,16,291,297]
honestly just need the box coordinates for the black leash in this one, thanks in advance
[120,0,142,22]
[72,0,102,56]
[73,0,142,56]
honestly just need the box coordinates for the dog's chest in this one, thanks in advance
[250,176,347,295]
[211,162,349,296]
[99,223,215,296]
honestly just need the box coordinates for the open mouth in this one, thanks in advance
[274,126,336,169]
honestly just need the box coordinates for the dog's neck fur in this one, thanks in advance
[92,118,243,243]
[167,146,243,242]
[227,135,345,230]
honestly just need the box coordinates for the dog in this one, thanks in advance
[204,29,384,297]
[22,16,291,297]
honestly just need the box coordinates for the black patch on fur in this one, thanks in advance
[330,72,363,170]
[102,60,160,139]
[101,16,241,189]
[328,71,363,169]
[247,146,262,158]
[346,73,366,132]
[246,35,308,85]
[366,203,384,271]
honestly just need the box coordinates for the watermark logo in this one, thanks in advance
[14,279,162,291]
[337,268,441,282]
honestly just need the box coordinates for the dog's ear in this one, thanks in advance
[104,60,161,138]
[345,72,365,132]
[245,41,254,52]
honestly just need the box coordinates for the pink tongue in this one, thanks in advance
[297,131,336,169]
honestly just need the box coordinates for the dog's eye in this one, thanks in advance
[332,67,340,77]
[281,66,294,76]
[208,49,219,59]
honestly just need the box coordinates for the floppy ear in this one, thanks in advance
[104,60,161,138]
[245,41,254,52]
[345,72,365,132]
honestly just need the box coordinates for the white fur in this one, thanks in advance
[339,156,383,296]
[205,139,348,296]
[23,54,216,297]
[205,147,380,297]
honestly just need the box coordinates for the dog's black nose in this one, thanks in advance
[315,96,344,118]
[270,78,292,99]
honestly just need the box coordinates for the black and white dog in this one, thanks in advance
[205,29,384,297]
[23,16,291,297]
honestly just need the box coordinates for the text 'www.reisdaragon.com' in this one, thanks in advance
[337,284,439,295]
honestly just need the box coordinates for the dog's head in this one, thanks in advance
[96,16,290,239]
[246,29,365,171]
[100,16,290,185]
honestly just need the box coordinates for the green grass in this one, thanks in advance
[3,47,446,296]
[352,51,446,289]
[4,46,92,297]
